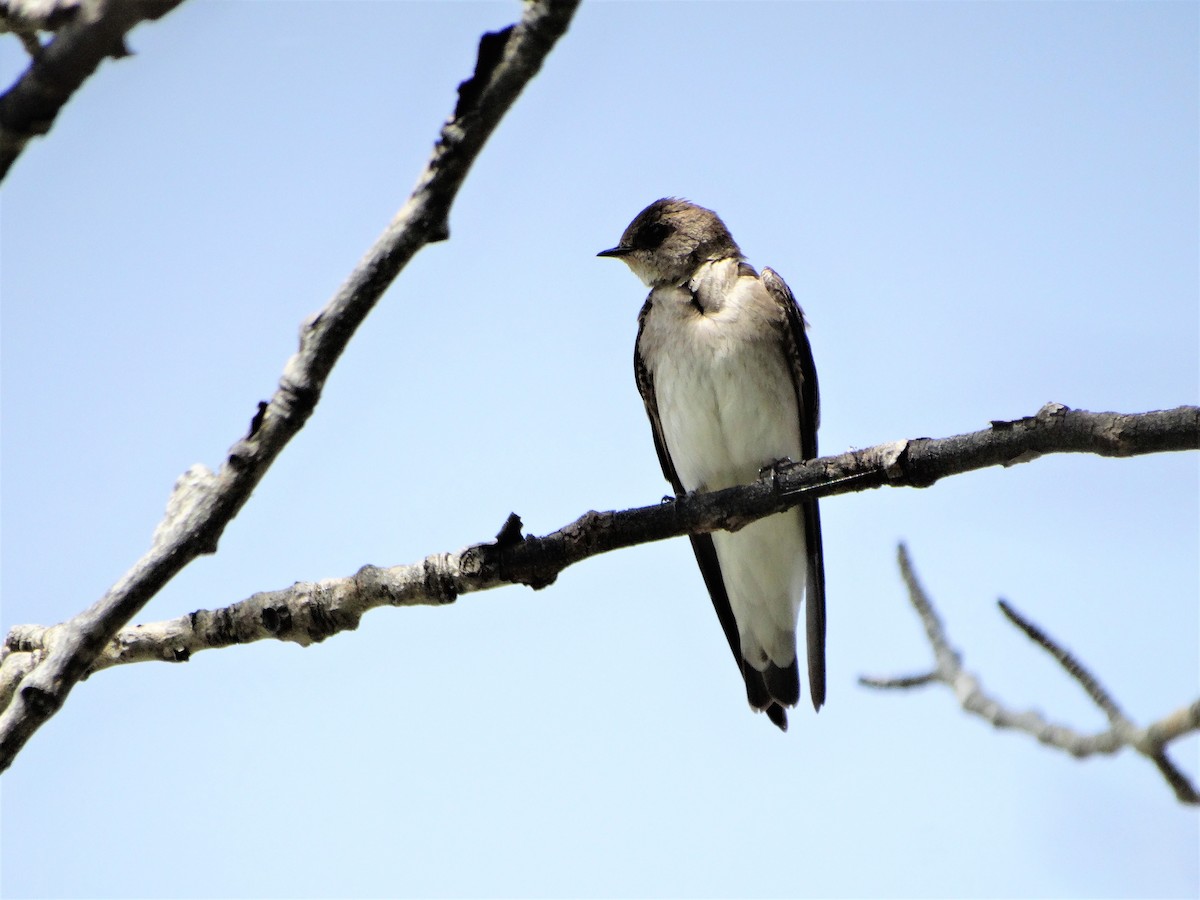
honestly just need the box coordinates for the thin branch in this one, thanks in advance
[861,544,1200,805]
[997,598,1127,725]
[0,0,581,774]
[3,404,1196,686]
[859,672,938,689]
[0,0,187,181]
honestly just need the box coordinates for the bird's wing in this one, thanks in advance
[762,267,827,712]
[634,296,789,731]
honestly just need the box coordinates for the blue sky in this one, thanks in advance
[2,2,1197,897]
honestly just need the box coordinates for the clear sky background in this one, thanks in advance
[2,2,1197,897]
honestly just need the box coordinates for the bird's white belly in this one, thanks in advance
[653,318,802,492]
[650,312,808,669]
[712,513,807,667]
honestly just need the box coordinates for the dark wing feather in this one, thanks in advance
[762,267,827,712]
[634,296,788,731]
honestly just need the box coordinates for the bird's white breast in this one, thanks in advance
[640,271,802,493]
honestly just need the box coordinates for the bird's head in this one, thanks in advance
[598,198,742,287]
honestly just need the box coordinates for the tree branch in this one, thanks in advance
[861,544,1200,805]
[0,0,581,773]
[3,405,1195,707]
[0,0,189,180]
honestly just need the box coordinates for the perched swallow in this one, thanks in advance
[599,198,826,731]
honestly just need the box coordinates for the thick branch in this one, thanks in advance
[0,0,581,773]
[0,0,188,180]
[3,404,1195,698]
[861,545,1200,805]
[483,404,1198,590]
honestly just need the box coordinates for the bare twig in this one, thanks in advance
[996,599,1127,725]
[861,545,1200,805]
[0,0,581,774]
[0,0,187,180]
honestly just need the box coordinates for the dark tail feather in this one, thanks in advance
[743,660,795,732]
[766,702,788,732]
[804,499,827,711]
[743,663,789,732]
[765,659,801,707]
[743,660,771,709]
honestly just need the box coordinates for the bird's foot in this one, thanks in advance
[758,457,797,486]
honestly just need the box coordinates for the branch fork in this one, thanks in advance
[862,545,1200,805]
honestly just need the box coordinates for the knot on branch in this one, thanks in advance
[303,595,339,642]
[494,512,525,548]
[487,511,560,591]
[458,511,559,591]
[190,606,236,647]
[246,400,269,440]
[153,464,217,546]
[273,376,319,423]
[421,557,459,605]
[260,602,293,637]
[1035,401,1070,420]
[5,624,43,654]
[454,26,514,119]
[19,681,60,716]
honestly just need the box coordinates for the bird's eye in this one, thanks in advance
[632,221,671,251]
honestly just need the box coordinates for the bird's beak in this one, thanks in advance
[597,246,631,258]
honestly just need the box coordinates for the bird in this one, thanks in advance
[598,198,825,731]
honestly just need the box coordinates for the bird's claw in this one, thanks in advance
[758,457,797,486]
